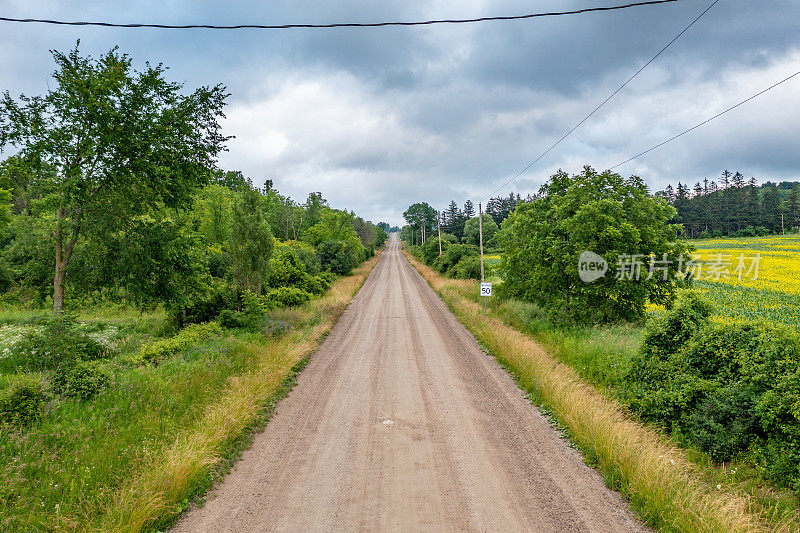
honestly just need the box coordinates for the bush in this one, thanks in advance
[174,280,236,326]
[0,376,47,427]
[139,322,222,364]
[267,286,312,308]
[622,295,800,487]
[13,314,108,372]
[686,384,761,462]
[432,244,478,275]
[452,256,483,279]
[52,360,112,401]
[639,291,715,359]
[317,239,363,275]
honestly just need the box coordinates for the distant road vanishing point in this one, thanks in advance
[175,234,647,532]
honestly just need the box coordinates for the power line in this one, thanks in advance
[610,70,800,169]
[484,0,716,200]
[0,1,677,30]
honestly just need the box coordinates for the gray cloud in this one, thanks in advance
[1,0,799,226]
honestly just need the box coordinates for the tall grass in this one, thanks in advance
[100,254,380,532]
[405,252,797,532]
[0,254,380,532]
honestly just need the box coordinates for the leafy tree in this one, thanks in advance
[303,210,360,247]
[195,183,234,246]
[230,186,274,294]
[0,45,229,313]
[463,214,498,249]
[499,167,690,324]
[317,239,361,275]
[789,183,800,229]
[402,202,437,245]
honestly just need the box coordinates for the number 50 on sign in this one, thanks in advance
[480,282,492,297]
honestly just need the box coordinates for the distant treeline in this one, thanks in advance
[658,171,800,238]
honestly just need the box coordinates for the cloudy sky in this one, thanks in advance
[1,0,798,226]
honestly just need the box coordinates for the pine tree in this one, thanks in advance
[665,184,675,203]
[761,185,784,233]
[790,183,800,230]
[463,200,475,218]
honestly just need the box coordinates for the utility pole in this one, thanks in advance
[782,213,785,235]
[479,203,485,281]
[437,212,442,256]
[479,202,486,316]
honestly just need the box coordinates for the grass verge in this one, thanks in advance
[404,250,797,533]
[0,254,379,532]
[100,253,379,532]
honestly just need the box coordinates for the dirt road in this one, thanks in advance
[175,236,647,532]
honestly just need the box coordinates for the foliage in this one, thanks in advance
[266,286,312,308]
[5,314,108,372]
[402,202,437,246]
[139,322,222,364]
[0,375,47,426]
[174,280,237,327]
[431,243,478,276]
[0,44,230,313]
[623,291,800,488]
[52,360,112,400]
[452,256,483,280]
[230,186,274,294]
[499,167,690,324]
[663,172,799,238]
[463,214,498,249]
[317,239,364,276]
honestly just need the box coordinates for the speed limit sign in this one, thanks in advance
[480,282,492,297]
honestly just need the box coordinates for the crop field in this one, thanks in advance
[691,235,800,329]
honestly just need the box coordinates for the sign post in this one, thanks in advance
[480,282,492,316]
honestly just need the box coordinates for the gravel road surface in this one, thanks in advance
[175,235,647,532]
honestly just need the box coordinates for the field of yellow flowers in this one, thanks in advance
[692,235,800,329]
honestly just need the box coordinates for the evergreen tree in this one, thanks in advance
[790,183,800,230]
[761,185,784,233]
[463,200,475,219]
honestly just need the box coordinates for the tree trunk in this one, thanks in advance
[53,206,80,315]
[53,259,65,314]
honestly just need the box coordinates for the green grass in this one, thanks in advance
[0,336,254,530]
[0,255,380,531]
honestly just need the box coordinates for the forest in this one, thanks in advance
[0,46,387,319]
[659,171,800,238]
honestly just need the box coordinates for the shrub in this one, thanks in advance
[218,309,247,329]
[432,244,478,275]
[0,376,47,427]
[13,314,108,372]
[267,286,312,308]
[686,384,761,462]
[639,291,714,359]
[52,360,112,401]
[139,322,222,364]
[452,256,483,279]
[623,296,800,488]
[174,280,236,326]
[317,239,363,275]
